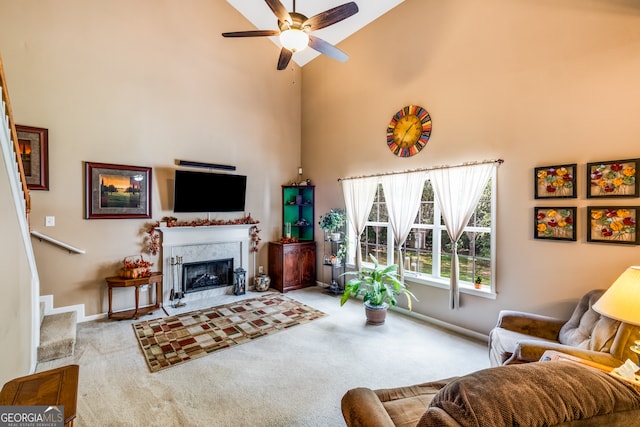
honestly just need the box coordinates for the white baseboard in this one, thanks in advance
[392,306,489,343]
[315,281,489,343]
[39,295,92,323]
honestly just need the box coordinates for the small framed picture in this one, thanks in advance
[85,162,152,219]
[534,164,576,199]
[587,206,639,244]
[587,159,639,198]
[534,207,576,241]
[16,125,49,190]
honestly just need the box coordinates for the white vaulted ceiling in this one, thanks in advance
[224,0,405,67]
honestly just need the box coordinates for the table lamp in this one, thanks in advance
[593,266,640,366]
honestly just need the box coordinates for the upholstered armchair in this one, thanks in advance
[489,289,640,367]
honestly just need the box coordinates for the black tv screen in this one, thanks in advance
[173,170,247,213]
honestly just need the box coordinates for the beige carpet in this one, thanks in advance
[37,287,490,427]
[133,294,326,372]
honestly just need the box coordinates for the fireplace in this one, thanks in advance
[182,258,233,294]
[158,224,252,305]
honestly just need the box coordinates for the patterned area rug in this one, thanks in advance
[132,293,326,372]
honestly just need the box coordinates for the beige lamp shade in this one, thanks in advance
[593,266,640,326]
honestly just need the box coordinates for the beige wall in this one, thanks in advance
[2,0,640,344]
[304,0,640,333]
[0,0,302,316]
[0,136,37,383]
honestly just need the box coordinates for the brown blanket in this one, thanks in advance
[420,362,640,427]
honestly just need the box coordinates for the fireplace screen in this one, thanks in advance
[182,258,234,293]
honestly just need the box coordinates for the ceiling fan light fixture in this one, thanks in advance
[223,1,359,70]
[279,29,309,52]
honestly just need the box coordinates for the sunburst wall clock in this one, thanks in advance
[386,105,432,157]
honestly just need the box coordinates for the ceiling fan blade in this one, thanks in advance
[303,2,359,31]
[265,0,291,24]
[308,35,349,62]
[277,47,293,70]
[222,30,281,37]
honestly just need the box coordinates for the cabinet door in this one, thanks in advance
[283,246,301,289]
[300,244,316,286]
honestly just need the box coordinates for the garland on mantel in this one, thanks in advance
[143,214,260,256]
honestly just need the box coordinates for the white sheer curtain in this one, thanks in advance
[380,172,428,281]
[428,163,495,309]
[341,176,378,270]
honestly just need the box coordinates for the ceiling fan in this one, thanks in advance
[222,0,359,70]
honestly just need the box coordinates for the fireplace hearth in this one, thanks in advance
[182,258,233,294]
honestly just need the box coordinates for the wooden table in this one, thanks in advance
[0,364,79,427]
[106,272,166,320]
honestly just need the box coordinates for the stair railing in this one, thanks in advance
[0,54,31,224]
[30,231,86,254]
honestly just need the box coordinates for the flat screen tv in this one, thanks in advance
[173,170,247,213]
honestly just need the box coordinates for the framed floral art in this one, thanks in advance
[534,207,576,241]
[587,206,639,244]
[534,164,576,199]
[586,159,639,198]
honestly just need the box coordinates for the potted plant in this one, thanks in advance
[336,237,348,263]
[319,208,346,241]
[474,275,482,289]
[340,254,416,325]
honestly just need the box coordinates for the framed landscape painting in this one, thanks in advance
[534,164,576,199]
[587,206,639,244]
[85,162,152,219]
[587,159,639,198]
[16,125,49,190]
[534,207,576,241]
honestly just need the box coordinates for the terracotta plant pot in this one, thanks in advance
[364,302,389,325]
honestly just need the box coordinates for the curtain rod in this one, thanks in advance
[337,159,504,182]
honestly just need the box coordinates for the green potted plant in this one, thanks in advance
[340,254,417,325]
[319,208,346,241]
[336,237,348,263]
[474,275,482,289]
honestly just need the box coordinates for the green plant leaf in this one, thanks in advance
[339,253,417,310]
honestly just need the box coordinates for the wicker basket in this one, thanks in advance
[118,255,152,279]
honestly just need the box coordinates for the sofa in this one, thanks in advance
[341,361,640,426]
[488,289,640,367]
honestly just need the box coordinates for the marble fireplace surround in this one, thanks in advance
[157,225,251,304]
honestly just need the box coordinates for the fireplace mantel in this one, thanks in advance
[158,225,252,304]
[157,224,253,245]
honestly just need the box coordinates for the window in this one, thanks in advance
[353,171,496,294]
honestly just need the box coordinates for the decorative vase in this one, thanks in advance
[330,232,341,241]
[364,301,388,325]
[254,274,271,292]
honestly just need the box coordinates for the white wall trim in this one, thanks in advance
[39,295,89,322]
[392,306,489,343]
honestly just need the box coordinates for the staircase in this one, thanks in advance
[1,54,77,367]
[0,55,30,221]
[38,302,77,363]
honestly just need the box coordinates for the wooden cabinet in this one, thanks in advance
[268,241,316,293]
